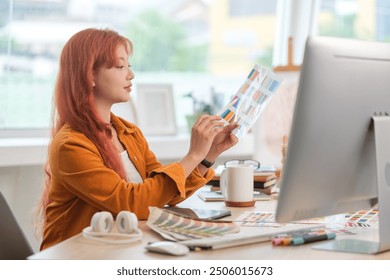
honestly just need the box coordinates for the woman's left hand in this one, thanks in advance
[206,122,239,160]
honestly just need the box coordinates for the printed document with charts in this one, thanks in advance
[219,64,282,139]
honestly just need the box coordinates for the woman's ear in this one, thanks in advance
[92,81,96,88]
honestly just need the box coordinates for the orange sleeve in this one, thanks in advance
[51,129,214,220]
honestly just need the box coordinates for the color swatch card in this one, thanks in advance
[147,207,240,241]
[219,65,282,139]
[234,211,284,227]
[234,211,327,228]
[344,208,378,228]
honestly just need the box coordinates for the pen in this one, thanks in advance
[291,232,336,246]
[271,237,284,246]
[281,237,293,246]
[271,229,333,246]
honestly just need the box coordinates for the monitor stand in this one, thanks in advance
[313,115,390,254]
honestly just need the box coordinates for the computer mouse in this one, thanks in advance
[145,241,190,256]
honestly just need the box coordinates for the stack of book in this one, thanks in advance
[208,165,280,195]
[198,190,271,202]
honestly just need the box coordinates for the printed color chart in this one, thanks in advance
[147,207,239,241]
[219,65,282,139]
[344,208,378,228]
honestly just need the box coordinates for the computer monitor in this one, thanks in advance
[275,36,390,254]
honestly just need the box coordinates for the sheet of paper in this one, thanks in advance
[235,211,327,228]
[235,211,286,227]
[344,208,378,228]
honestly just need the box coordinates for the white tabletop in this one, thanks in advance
[29,188,390,260]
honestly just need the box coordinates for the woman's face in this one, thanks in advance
[93,44,134,106]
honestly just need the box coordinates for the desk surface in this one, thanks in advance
[29,188,390,260]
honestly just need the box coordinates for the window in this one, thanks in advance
[229,0,276,16]
[316,0,390,42]
[0,0,276,133]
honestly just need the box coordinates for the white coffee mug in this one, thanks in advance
[220,165,254,207]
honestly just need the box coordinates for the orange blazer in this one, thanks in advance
[41,113,214,250]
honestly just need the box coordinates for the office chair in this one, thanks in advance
[0,192,34,259]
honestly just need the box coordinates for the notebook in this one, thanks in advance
[0,192,34,259]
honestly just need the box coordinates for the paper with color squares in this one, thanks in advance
[219,65,282,139]
[344,208,378,228]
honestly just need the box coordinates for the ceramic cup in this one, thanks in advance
[220,165,254,207]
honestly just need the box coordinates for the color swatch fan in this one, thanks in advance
[219,65,282,139]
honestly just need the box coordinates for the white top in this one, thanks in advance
[119,150,143,183]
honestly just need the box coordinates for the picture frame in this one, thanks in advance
[135,83,177,136]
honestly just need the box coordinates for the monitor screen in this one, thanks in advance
[275,36,390,254]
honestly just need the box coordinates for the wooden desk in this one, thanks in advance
[29,189,390,260]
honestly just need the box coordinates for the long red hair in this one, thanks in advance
[37,28,132,227]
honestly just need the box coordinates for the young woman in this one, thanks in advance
[38,28,238,250]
